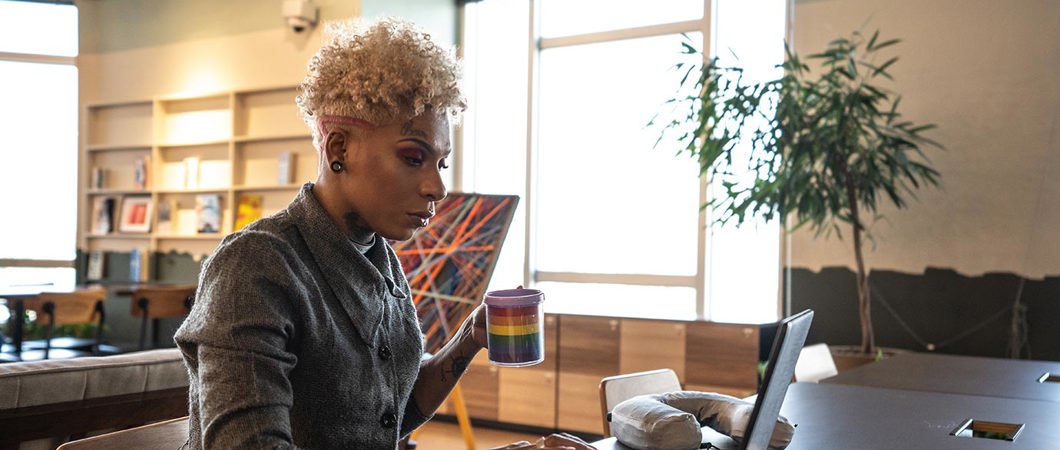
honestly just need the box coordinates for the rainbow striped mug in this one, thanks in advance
[484,288,545,367]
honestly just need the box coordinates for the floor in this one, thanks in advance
[413,420,543,450]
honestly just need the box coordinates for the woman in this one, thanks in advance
[175,17,592,450]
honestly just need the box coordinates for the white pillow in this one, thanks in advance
[610,391,795,450]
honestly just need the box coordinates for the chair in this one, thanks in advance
[793,342,838,383]
[57,416,189,449]
[599,368,682,437]
[16,287,108,360]
[130,285,196,350]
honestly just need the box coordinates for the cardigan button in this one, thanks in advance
[378,345,393,360]
[380,412,398,428]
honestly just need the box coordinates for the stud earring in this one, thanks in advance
[330,161,345,173]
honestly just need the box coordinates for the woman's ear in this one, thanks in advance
[323,129,348,165]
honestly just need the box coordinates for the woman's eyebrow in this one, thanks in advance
[398,137,452,158]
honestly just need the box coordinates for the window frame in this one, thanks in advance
[458,0,787,322]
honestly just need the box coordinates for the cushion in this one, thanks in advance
[0,348,188,410]
[610,391,795,450]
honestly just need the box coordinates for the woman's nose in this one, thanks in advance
[421,170,447,202]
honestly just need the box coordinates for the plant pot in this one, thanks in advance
[829,345,909,373]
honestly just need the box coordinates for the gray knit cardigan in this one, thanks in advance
[175,183,429,449]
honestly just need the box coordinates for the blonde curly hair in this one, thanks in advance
[297,17,466,148]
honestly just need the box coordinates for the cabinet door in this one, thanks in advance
[620,318,686,380]
[459,352,499,420]
[684,322,759,395]
[496,314,559,427]
[557,315,620,434]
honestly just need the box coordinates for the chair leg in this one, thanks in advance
[450,383,476,450]
[138,298,150,351]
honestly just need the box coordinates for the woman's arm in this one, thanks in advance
[408,304,487,417]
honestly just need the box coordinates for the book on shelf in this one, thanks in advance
[133,155,151,189]
[157,199,177,234]
[235,193,263,231]
[129,246,148,282]
[119,195,153,233]
[91,196,117,234]
[278,151,295,185]
[196,193,222,233]
[91,167,106,190]
[184,156,201,189]
[86,250,105,281]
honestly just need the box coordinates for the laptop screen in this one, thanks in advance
[741,309,814,450]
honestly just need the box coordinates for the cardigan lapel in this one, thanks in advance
[287,183,388,347]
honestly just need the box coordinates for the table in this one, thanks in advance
[592,383,1060,449]
[822,352,1060,402]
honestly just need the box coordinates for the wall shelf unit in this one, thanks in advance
[80,86,315,257]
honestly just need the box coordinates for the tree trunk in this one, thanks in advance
[843,168,875,355]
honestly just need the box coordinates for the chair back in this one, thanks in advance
[25,287,107,326]
[57,416,189,449]
[794,342,838,383]
[130,285,196,319]
[130,284,195,351]
[598,368,682,436]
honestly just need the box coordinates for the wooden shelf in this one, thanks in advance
[86,144,151,153]
[80,85,314,255]
[155,234,224,240]
[233,184,302,192]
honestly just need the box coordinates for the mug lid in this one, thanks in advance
[483,288,544,307]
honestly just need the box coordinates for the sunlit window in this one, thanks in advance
[0,0,79,289]
[461,0,784,323]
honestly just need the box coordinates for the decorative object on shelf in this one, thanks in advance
[652,30,942,355]
[119,195,154,233]
[391,193,520,353]
[195,193,222,234]
[129,246,148,282]
[198,159,232,189]
[133,155,151,190]
[235,194,264,231]
[157,199,177,234]
[86,250,106,281]
[278,151,296,185]
[161,161,186,190]
[183,156,201,189]
[91,167,106,190]
[91,196,117,234]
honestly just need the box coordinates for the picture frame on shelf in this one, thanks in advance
[91,196,117,234]
[119,195,153,233]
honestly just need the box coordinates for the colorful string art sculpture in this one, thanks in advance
[392,193,520,353]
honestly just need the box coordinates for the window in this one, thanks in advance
[0,0,79,291]
[460,0,784,323]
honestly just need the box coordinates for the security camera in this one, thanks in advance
[283,0,318,33]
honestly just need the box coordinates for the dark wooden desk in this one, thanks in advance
[592,383,1060,449]
[822,352,1060,402]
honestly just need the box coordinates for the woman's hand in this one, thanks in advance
[467,303,488,349]
[490,433,596,450]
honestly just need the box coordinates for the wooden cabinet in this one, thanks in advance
[443,313,762,435]
[81,86,313,257]
[557,315,620,434]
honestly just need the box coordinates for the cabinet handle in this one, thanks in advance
[609,319,619,331]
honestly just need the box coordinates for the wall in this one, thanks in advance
[787,0,1060,359]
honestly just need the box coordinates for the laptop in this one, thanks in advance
[701,309,814,450]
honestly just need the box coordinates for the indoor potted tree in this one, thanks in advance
[653,31,942,358]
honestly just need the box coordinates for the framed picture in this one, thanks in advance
[119,195,153,233]
[196,193,222,233]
